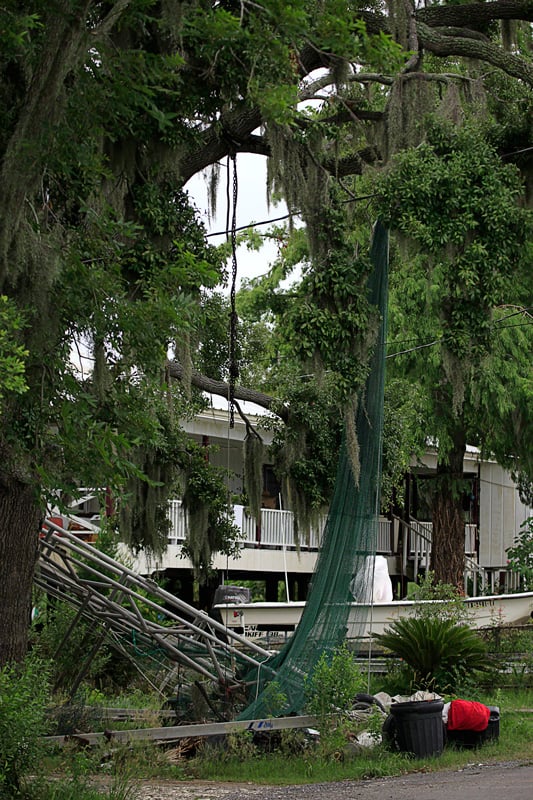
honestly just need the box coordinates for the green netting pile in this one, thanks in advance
[239,221,389,719]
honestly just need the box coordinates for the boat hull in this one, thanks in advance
[214,592,533,640]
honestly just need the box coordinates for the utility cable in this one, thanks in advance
[205,194,376,238]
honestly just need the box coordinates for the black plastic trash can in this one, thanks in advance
[386,700,445,758]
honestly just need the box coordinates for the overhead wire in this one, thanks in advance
[204,194,376,238]
[501,145,533,158]
[202,148,530,239]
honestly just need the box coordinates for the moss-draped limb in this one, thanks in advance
[168,360,290,422]
[417,22,533,87]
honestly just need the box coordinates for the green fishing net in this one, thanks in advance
[239,221,389,718]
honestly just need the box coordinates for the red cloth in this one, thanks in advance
[447,699,490,732]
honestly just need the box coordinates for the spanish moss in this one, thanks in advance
[243,431,263,524]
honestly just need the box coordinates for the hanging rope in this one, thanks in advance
[228,153,239,428]
[223,153,239,687]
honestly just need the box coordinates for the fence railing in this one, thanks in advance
[395,515,480,582]
[61,495,482,572]
[241,509,323,549]
[61,494,521,592]
[407,519,476,558]
[465,555,487,596]
[166,501,392,553]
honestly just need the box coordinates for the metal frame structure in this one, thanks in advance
[36,519,273,698]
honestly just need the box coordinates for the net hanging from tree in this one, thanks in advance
[239,221,389,719]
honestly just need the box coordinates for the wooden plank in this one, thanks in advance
[47,706,179,723]
[43,714,318,747]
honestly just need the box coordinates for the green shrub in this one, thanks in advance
[304,643,365,753]
[506,516,533,590]
[260,680,288,717]
[0,656,51,796]
[409,571,472,624]
[374,616,490,693]
[30,600,119,693]
[305,643,365,720]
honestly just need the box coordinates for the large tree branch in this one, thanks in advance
[233,133,271,157]
[0,1,94,287]
[319,106,384,126]
[90,0,134,37]
[167,361,288,422]
[417,0,533,30]
[145,3,533,191]
[182,118,379,184]
[418,22,533,86]
[430,26,492,42]
[299,70,393,103]
[179,104,264,184]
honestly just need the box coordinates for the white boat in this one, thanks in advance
[214,591,533,640]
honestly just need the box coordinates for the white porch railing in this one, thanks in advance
[378,518,393,553]
[465,555,486,596]
[241,509,322,549]
[166,501,392,553]
[408,520,477,559]
[403,516,481,585]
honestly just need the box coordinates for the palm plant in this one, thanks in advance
[374,616,491,693]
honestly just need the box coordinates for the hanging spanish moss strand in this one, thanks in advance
[228,153,239,428]
[243,431,264,525]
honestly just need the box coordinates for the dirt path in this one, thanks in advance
[131,761,533,800]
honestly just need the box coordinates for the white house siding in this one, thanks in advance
[479,461,531,569]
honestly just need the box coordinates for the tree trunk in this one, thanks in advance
[0,478,42,665]
[430,429,467,589]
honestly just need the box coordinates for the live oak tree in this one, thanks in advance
[1,0,532,663]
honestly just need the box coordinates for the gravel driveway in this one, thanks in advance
[132,761,533,800]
